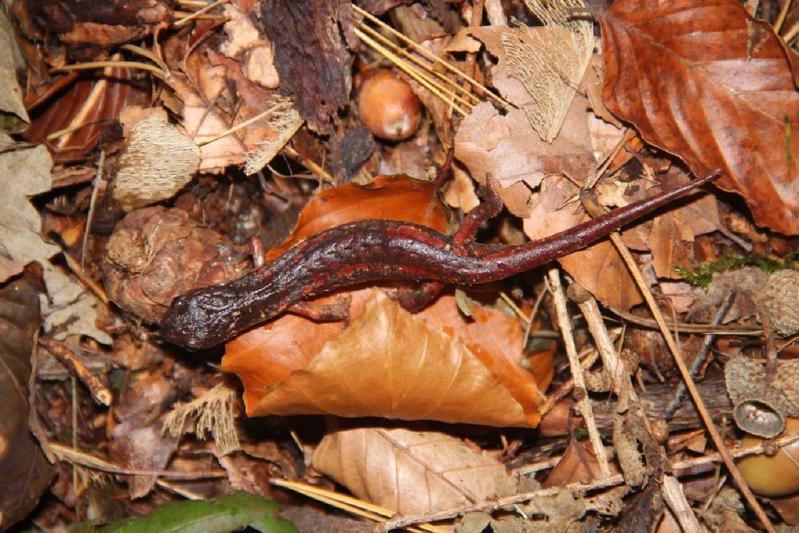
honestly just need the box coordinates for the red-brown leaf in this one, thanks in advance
[600,0,799,234]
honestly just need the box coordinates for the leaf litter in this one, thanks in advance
[2,0,799,531]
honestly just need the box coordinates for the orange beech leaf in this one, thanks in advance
[265,174,449,259]
[599,0,799,234]
[312,426,516,515]
[223,290,545,427]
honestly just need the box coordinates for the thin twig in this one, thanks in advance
[352,4,513,110]
[568,283,626,395]
[62,251,110,305]
[196,101,290,147]
[605,306,761,336]
[661,475,704,531]
[664,291,735,418]
[354,27,468,116]
[547,268,612,478]
[356,23,479,107]
[270,478,445,533]
[39,338,112,406]
[774,0,792,33]
[82,150,105,272]
[52,61,169,81]
[282,145,335,184]
[49,442,227,479]
[173,0,228,27]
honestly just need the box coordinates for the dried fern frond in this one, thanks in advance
[502,0,594,143]
[244,97,303,175]
[162,382,241,455]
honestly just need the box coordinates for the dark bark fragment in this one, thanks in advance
[261,0,355,134]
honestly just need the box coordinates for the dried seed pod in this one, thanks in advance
[111,111,200,212]
[103,207,244,323]
[758,269,799,336]
[356,68,422,142]
[738,418,799,497]
[725,356,799,438]
[733,397,785,439]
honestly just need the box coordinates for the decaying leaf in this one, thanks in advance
[0,137,110,343]
[0,9,29,131]
[25,67,133,163]
[457,23,605,194]
[455,100,597,196]
[108,369,179,499]
[0,269,54,530]
[243,101,303,176]
[220,3,280,89]
[111,110,200,211]
[312,426,517,515]
[543,439,608,488]
[519,488,625,532]
[502,0,594,143]
[0,140,59,282]
[599,0,799,234]
[524,174,641,309]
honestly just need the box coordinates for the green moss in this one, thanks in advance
[674,252,795,289]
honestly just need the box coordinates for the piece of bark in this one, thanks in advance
[261,0,355,134]
[540,375,732,437]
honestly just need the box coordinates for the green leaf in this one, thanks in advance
[69,492,298,533]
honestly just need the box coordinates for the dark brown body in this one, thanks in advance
[161,173,717,350]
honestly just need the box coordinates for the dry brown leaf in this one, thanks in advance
[524,174,642,309]
[219,4,280,89]
[0,270,54,530]
[543,439,608,488]
[311,426,516,515]
[0,139,59,282]
[170,74,244,172]
[25,68,132,163]
[0,136,110,343]
[0,9,29,131]
[600,0,799,234]
[224,290,542,427]
[458,26,611,194]
[454,98,597,197]
[623,172,720,278]
[108,370,179,499]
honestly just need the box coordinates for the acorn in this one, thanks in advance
[738,417,799,497]
[356,68,422,142]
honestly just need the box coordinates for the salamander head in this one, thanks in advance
[160,287,239,350]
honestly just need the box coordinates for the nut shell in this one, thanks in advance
[357,68,422,142]
[738,418,799,497]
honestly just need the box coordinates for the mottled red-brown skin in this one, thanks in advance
[161,173,718,350]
